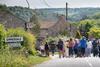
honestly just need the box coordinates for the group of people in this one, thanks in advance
[39,36,100,58]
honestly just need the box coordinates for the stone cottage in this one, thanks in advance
[39,15,68,38]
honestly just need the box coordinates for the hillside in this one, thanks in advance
[8,6,35,22]
[35,8,100,22]
[2,5,100,22]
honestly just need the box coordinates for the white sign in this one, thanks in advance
[5,37,23,43]
[27,23,33,28]
[8,43,22,47]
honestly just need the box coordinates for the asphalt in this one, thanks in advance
[35,55,100,67]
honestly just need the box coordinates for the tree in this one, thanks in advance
[89,27,100,38]
[75,30,82,39]
[30,14,40,35]
[0,24,6,48]
[85,22,92,32]
[0,5,8,11]
[90,12,100,19]
[84,22,92,38]
[59,30,68,36]
[78,20,95,38]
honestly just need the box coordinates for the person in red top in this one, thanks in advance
[68,38,75,57]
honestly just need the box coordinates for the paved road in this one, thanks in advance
[35,55,100,67]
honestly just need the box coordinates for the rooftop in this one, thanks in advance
[40,20,56,29]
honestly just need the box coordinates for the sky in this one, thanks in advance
[0,0,100,9]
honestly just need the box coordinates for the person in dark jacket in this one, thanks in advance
[45,42,49,56]
[98,39,100,57]
[74,38,79,57]
[49,41,56,56]
[57,39,64,58]
[92,39,98,57]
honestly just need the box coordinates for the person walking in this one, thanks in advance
[57,39,65,58]
[74,38,80,57]
[85,39,92,57]
[49,40,56,56]
[92,39,98,57]
[45,42,50,56]
[98,39,100,57]
[64,40,69,57]
[80,36,87,57]
[40,44,45,56]
[68,38,75,57]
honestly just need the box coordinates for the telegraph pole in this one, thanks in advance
[25,0,30,31]
[26,0,30,8]
[66,2,68,21]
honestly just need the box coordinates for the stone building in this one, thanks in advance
[39,15,68,38]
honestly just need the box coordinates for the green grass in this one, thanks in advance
[0,47,50,67]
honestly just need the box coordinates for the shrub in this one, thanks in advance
[88,27,100,38]
[75,30,82,39]
[0,24,6,48]
[0,47,29,67]
[6,28,36,55]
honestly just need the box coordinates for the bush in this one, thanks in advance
[0,24,50,67]
[0,24,6,48]
[0,46,50,67]
[0,47,29,67]
[88,27,100,38]
[6,28,36,55]
[75,30,82,39]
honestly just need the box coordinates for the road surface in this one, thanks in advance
[35,55,100,67]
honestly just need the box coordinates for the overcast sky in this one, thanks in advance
[0,0,100,9]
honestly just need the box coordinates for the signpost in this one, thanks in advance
[5,37,23,48]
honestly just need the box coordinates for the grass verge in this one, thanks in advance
[0,47,50,67]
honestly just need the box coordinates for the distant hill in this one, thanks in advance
[7,6,100,22]
[35,8,100,22]
[8,6,35,22]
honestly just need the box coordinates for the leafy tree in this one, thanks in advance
[0,24,6,48]
[89,27,100,38]
[59,30,68,36]
[95,19,100,28]
[9,6,34,22]
[90,12,100,19]
[78,20,95,37]
[75,30,82,39]
[0,4,10,14]
[30,14,40,35]
[0,5,8,11]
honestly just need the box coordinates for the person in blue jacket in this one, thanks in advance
[79,36,87,57]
